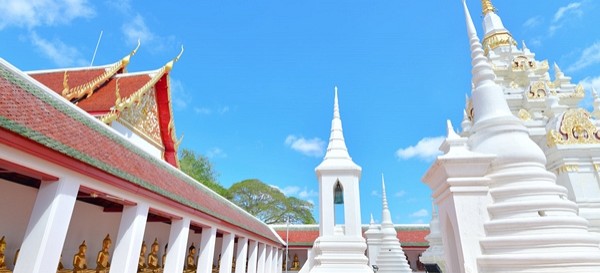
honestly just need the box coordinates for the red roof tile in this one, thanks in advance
[273,225,429,247]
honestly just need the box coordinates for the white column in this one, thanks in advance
[246,240,258,273]
[14,177,79,273]
[264,246,272,273]
[256,243,266,273]
[109,203,150,273]
[235,237,248,273]
[197,227,217,273]
[277,249,283,273]
[272,248,279,273]
[219,233,235,273]
[164,217,190,273]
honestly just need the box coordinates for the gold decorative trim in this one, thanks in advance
[518,109,532,121]
[547,108,600,147]
[62,41,140,101]
[527,81,547,99]
[100,67,167,124]
[594,164,600,172]
[558,164,579,173]
[483,31,516,54]
[510,55,535,71]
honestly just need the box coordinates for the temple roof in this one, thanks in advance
[26,47,179,167]
[0,58,283,246]
[272,224,429,247]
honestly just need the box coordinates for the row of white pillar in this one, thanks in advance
[12,177,284,273]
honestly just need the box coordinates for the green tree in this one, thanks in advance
[178,148,231,199]
[229,179,316,224]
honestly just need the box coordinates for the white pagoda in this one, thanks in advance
[423,0,600,272]
[301,88,371,273]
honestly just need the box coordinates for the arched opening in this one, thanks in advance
[333,181,345,229]
[444,214,460,273]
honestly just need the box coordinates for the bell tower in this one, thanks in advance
[306,87,371,273]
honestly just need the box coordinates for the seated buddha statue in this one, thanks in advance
[73,240,94,273]
[0,236,11,273]
[290,254,300,270]
[146,239,160,273]
[137,241,147,272]
[184,243,196,273]
[95,234,111,273]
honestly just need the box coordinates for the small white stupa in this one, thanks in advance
[374,175,412,273]
[303,87,372,273]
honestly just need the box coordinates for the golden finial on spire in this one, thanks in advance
[482,0,496,15]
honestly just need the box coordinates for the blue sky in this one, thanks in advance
[2,0,600,225]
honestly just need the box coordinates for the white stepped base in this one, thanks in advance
[309,235,371,273]
[375,247,412,273]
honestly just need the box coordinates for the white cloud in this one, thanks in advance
[299,188,319,199]
[395,136,444,161]
[170,78,191,110]
[523,16,542,29]
[549,2,583,36]
[409,209,429,218]
[122,14,155,47]
[581,75,600,92]
[371,190,379,197]
[194,107,212,115]
[206,147,226,159]
[580,76,600,110]
[394,190,406,197]
[285,135,325,157]
[105,0,131,14]
[219,106,230,114]
[553,2,582,22]
[0,0,95,29]
[280,186,301,196]
[567,42,600,72]
[30,32,87,67]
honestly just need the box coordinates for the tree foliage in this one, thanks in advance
[229,179,316,224]
[178,148,231,199]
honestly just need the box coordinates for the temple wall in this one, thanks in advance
[111,121,162,160]
[0,180,36,270]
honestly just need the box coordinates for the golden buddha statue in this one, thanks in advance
[0,236,11,273]
[73,240,93,273]
[146,239,160,273]
[160,243,167,269]
[290,254,300,270]
[184,243,196,273]
[95,234,111,273]
[137,241,147,272]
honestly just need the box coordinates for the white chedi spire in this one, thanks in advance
[480,0,516,53]
[381,174,392,225]
[463,1,600,271]
[316,87,361,172]
[375,174,411,273]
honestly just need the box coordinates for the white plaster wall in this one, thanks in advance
[61,199,121,267]
[0,180,37,270]
[111,121,162,160]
